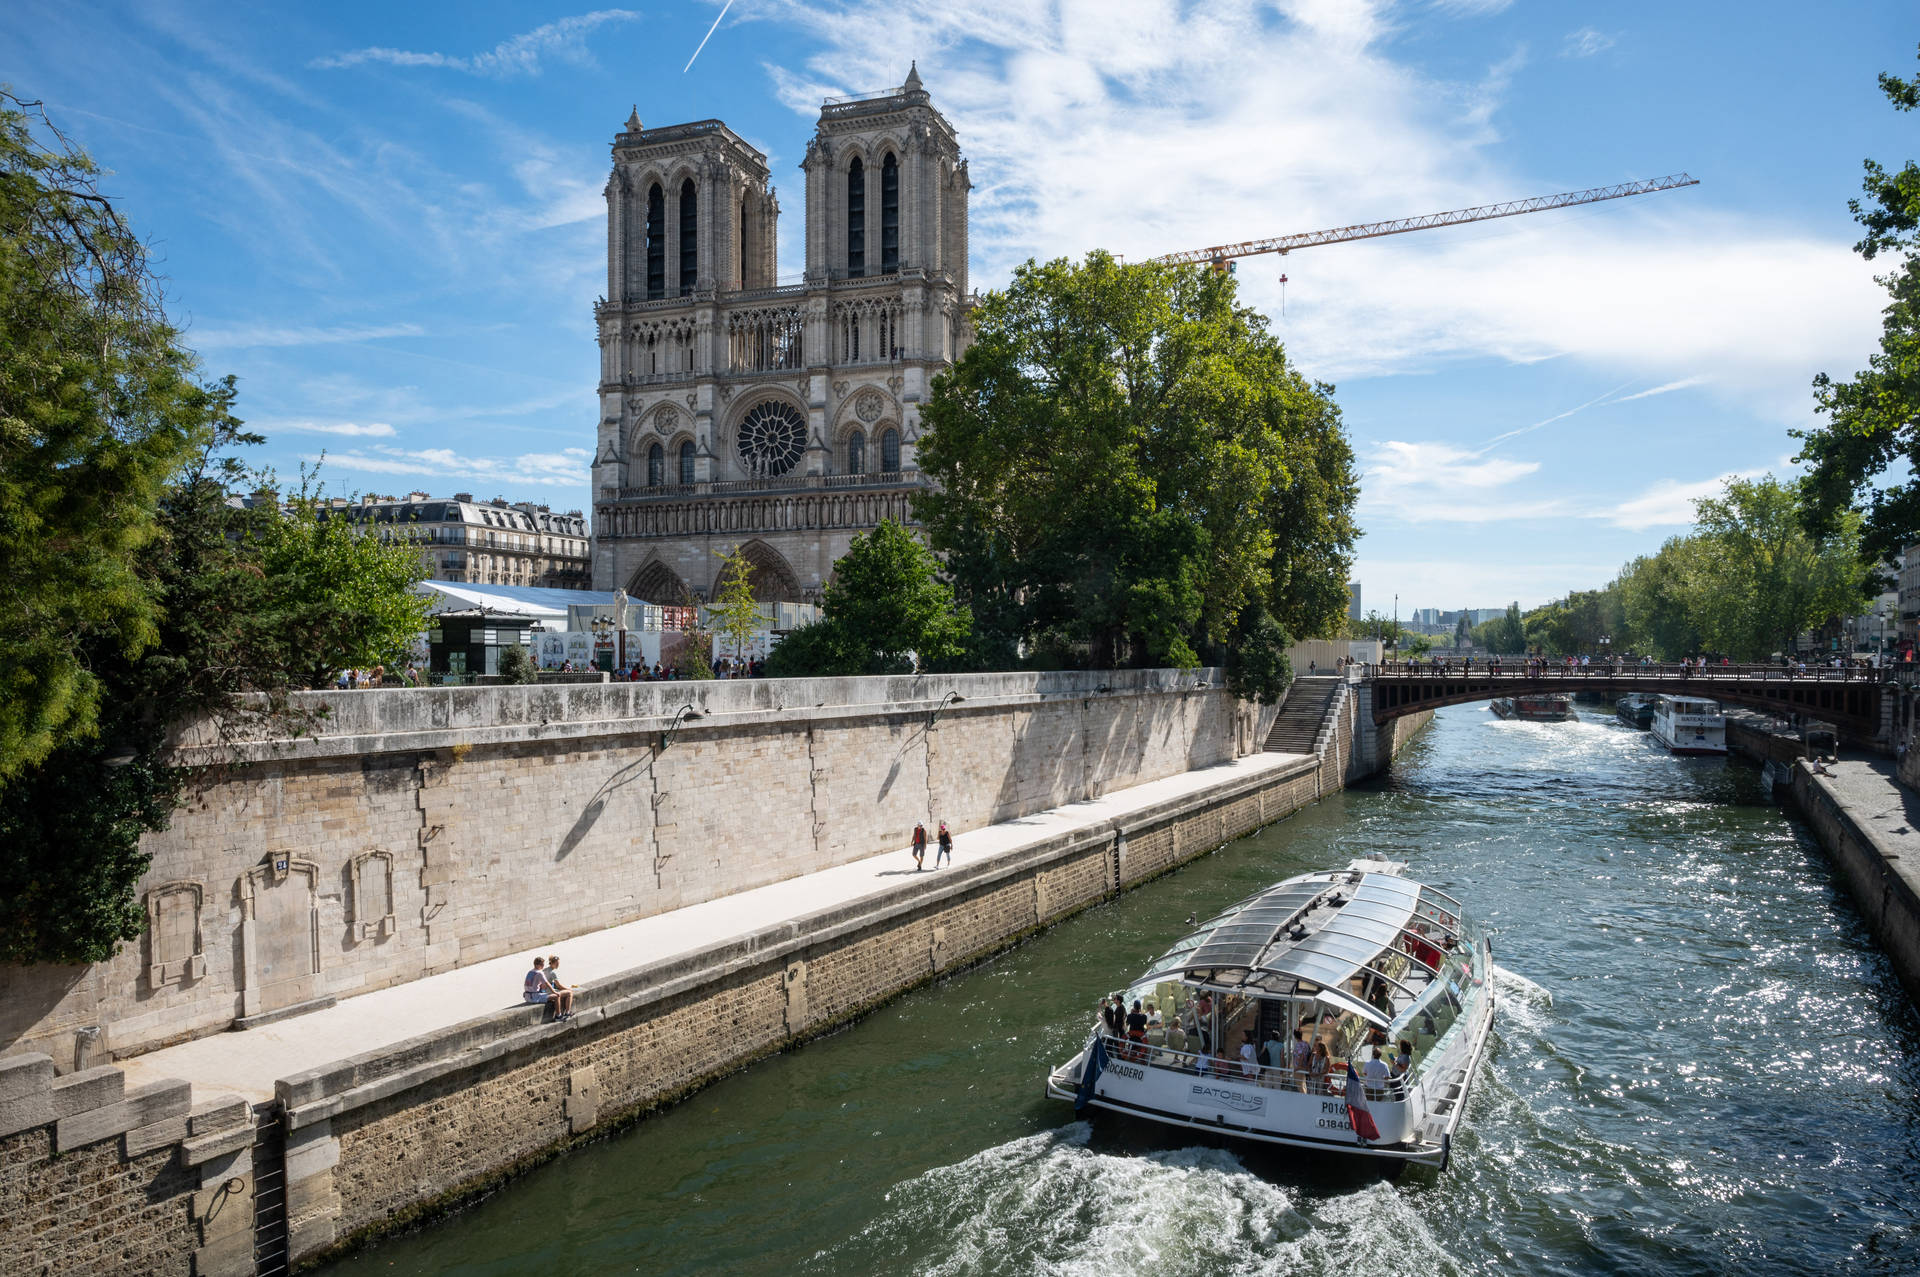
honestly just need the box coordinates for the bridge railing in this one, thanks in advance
[1365,660,1886,684]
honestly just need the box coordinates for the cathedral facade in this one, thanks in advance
[590,66,971,603]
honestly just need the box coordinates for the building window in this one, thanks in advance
[739,198,748,282]
[847,429,866,474]
[679,440,696,485]
[880,427,901,473]
[646,184,666,299]
[881,153,899,272]
[648,442,664,487]
[679,178,698,295]
[847,157,865,277]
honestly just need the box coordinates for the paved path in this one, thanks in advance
[120,750,1307,1103]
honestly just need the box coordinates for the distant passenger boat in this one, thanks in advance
[1615,694,1656,729]
[1044,860,1495,1169]
[1651,695,1726,755]
[1490,694,1576,722]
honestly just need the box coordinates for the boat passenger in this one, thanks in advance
[1239,1031,1260,1078]
[1145,1002,1162,1030]
[1363,1045,1392,1100]
[1290,1029,1313,1086]
[1126,1000,1149,1042]
[1261,1030,1288,1071]
[1307,1041,1331,1095]
[1101,995,1125,1040]
[1195,992,1214,1053]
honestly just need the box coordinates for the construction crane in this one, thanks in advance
[1153,173,1699,272]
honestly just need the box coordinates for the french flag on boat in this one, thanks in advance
[1345,1061,1381,1143]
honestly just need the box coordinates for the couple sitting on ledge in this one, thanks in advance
[523,955,577,1020]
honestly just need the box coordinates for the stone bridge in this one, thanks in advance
[1362,662,1892,741]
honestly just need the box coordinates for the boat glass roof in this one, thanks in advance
[1142,871,1455,993]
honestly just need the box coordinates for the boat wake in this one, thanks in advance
[806,1124,1457,1276]
[1492,964,1552,1007]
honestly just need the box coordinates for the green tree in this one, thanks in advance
[1796,45,1920,563]
[914,251,1355,699]
[710,545,765,664]
[255,479,433,689]
[496,643,537,684]
[0,92,214,781]
[765,520,971,677]
[1680,475,1870,659]
[1617,547,1703,660]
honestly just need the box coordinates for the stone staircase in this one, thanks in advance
[1263,675,1344,755]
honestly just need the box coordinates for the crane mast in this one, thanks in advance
[1155,173,1699,270]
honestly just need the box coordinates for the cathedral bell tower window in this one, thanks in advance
[847,157,865,278]
[679,179,698,296]
[847,429,866,474]
[680,440,696,485]
[881,153,899,273]
[880,427,901,474]
[646,184,666,300]
[648,442,665,487]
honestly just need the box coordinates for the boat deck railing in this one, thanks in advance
[1096,1032,1411,1103]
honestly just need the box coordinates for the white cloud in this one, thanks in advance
[260,421,398,438]
[1360,440,1560,522]
[189,322,424,349]
[1605,469,1765,531]
[310,444,594,487]
[311,11,640,77]
[752,0,1879,424]
[1564,27,1616,58]
[1615,376,1706,402]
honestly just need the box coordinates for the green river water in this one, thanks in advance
[322,703,1920,1275]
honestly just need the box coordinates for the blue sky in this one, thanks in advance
[3,1,1912,614]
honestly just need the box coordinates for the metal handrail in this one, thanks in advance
[1366,660,1887,684]
[1094,1032,1409,1101]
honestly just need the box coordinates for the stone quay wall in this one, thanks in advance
[0,676,1426,1275]
[1787,764,1920,1009]
[0,1053,257,1277]
[284,738,1381,1266]
[2,670,1271,1071]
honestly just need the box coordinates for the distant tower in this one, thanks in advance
[591,68,974,605]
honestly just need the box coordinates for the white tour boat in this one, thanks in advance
[1650,694,1726,755]
[1045,860,1495,1169]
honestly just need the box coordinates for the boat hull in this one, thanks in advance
[1047,985,1497,1169]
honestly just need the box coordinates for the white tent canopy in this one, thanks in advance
[412,580,621,622]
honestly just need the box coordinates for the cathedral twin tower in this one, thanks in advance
[591,65,971,605]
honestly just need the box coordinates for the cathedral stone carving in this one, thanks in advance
[593,68,972,604]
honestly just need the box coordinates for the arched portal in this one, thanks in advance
[627,557,688,604]
[714,538,805,603]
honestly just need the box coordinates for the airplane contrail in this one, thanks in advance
[684,0,736,72]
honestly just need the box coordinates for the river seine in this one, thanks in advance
[323,703,1920,1275]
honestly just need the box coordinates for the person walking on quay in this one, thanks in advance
[911,822,928,871]
[936,820,954,867]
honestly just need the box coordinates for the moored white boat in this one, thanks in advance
[1045,860,1495,1169]
[1651,695,1726,755]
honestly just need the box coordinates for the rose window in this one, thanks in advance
[737,401,807,477]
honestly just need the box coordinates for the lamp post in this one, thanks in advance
[659,704,702,752]
[927,690,966,732]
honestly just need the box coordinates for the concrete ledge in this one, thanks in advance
[234,995,338,1032]
[55,1077,190,1152]
[168,667,1230,766]
[50,1064,124,1117]
[0,1052,54,1138]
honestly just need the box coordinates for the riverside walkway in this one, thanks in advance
[118,748,1310,1105]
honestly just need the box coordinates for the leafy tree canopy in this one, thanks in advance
[1795,45,1920,562]
[764,520,970,677]
[709,545,765,663]
[913,252,1355,701]
[0,92,214,781]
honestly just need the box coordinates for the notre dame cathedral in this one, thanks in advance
[590,65,971,604]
